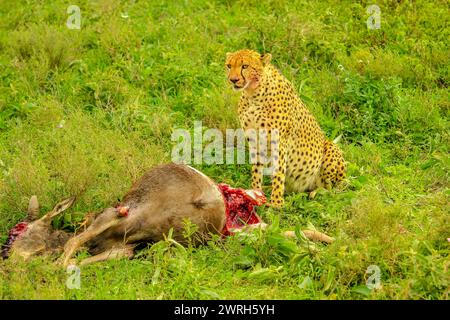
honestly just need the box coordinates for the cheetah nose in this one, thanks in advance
[230,77,239,84]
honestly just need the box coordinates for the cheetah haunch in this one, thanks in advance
[226,49,346,207]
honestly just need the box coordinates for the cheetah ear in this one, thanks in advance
[261,53,272,65]
[226,52,232,59]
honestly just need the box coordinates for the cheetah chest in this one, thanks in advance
[239,101,267,130]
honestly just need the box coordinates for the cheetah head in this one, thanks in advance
[225,49,272,91]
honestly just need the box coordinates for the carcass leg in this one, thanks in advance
[79,245,135,266]
[61,209,122,267]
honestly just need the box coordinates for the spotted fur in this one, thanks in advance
[225,49,346,207]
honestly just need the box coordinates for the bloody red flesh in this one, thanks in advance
[217,183,266,236]
[1,222,28,259]
[115,205,129,217]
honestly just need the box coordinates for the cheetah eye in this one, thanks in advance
[226,64,231,69]
[242,64,249,69]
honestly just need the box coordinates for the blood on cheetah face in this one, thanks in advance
[225,49,271,91]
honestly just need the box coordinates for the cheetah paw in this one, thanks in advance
[308,190,317,199]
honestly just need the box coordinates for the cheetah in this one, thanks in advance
[225,49,345,208]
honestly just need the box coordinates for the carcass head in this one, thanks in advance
[2,196,75,260]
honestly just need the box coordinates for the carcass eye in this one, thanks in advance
[242,64,249,69]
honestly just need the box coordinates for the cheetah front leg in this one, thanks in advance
[269,134,286,208]
[248,128,286,207]
[251,162,264,190]
[248,134,263,190]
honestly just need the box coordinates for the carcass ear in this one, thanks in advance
[27,195,39,221]
[40,196,76,223]
[52,196,76,215]
[261,53,272,65]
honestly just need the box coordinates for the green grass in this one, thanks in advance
[0,0,448,299]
